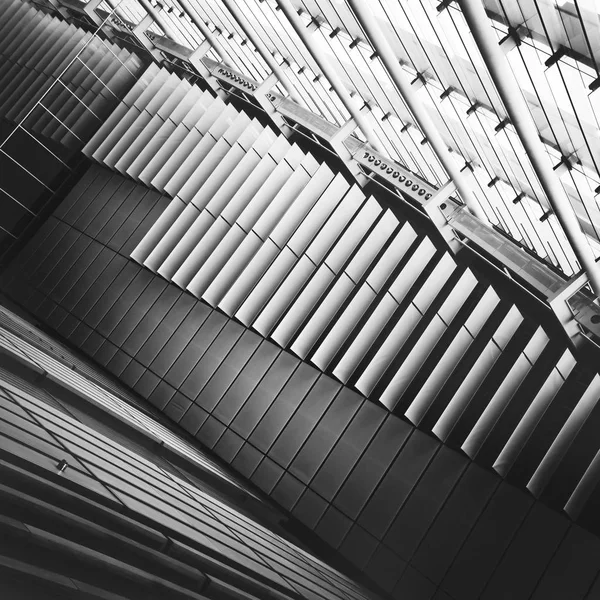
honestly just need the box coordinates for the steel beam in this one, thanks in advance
[346,0,488,223]
[459,0,600,297]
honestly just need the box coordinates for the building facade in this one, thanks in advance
[2,0,600,598]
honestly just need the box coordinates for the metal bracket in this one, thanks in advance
[422,180,462,252]
[327,118,369,185]
[306,16,322,33]
[547,269,588,304]
[254,72,279,97]
[499,26,521,54]
[190,42,227,98]
[552,154,573,177]
[548,269,590,347]
[411,72,427,90]
[132,13,154,35]
[545,46,567,68]
[189,39,212,63]
[129,14,164,61]
[254,72,292,135]
[188,40,215,80]
[328,118,357,156]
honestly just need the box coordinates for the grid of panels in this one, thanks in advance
[3,250,600,599]
[6,160,600,589]
[2,8,599,527]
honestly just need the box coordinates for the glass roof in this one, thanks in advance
[103,0,600,277]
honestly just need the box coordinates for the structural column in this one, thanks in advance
[459,0,600,297]
[276,0,384,153]
[130,12,164,60]
[347,0,488,223]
